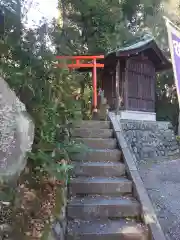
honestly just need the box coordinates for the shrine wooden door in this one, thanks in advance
[125,58,156,112]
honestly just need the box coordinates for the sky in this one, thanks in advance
[26,0,59,27]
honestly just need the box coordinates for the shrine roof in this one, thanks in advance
[106,36,171,71]
[108,36,155,55]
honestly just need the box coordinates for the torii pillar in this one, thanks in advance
[56,55,104,117]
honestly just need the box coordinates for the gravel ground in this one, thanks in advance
[138,158,180,240]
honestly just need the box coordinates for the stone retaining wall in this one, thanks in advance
[119,119,180,164]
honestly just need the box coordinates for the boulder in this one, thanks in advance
[0,77,34,183]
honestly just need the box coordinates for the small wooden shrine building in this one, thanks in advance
[98,36,171,121]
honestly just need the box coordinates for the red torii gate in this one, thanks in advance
[56,55,104,114]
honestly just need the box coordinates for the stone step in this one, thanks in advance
[67,219,149,240]
[71,149,122,162]
[72,128,113,138]
[74,120,110,129]
[69,177,132,196]
[75,138,117,149]
[68,195,141,219]
[73,162,125,177]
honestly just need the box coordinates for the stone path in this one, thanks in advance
[138,158,180,240]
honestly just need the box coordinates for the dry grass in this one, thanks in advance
[0,164,64,240]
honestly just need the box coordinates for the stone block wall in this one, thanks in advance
[118,119,180,164]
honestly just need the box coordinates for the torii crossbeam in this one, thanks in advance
[56,55,104,114]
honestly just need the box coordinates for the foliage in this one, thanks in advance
[58,0,170,54]
[0,0,86,183]
[176,136,180,141]
[28,141,88,182]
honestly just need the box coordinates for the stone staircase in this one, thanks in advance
[67,120,149,240]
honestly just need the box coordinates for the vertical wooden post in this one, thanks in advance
[124,60,129,110]
[92,58,97,112]
[115,59,120,114]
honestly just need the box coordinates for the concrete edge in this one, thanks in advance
[108,112,166,240]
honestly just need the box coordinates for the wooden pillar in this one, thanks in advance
[124,60,129,110]
[115,59,120,114]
